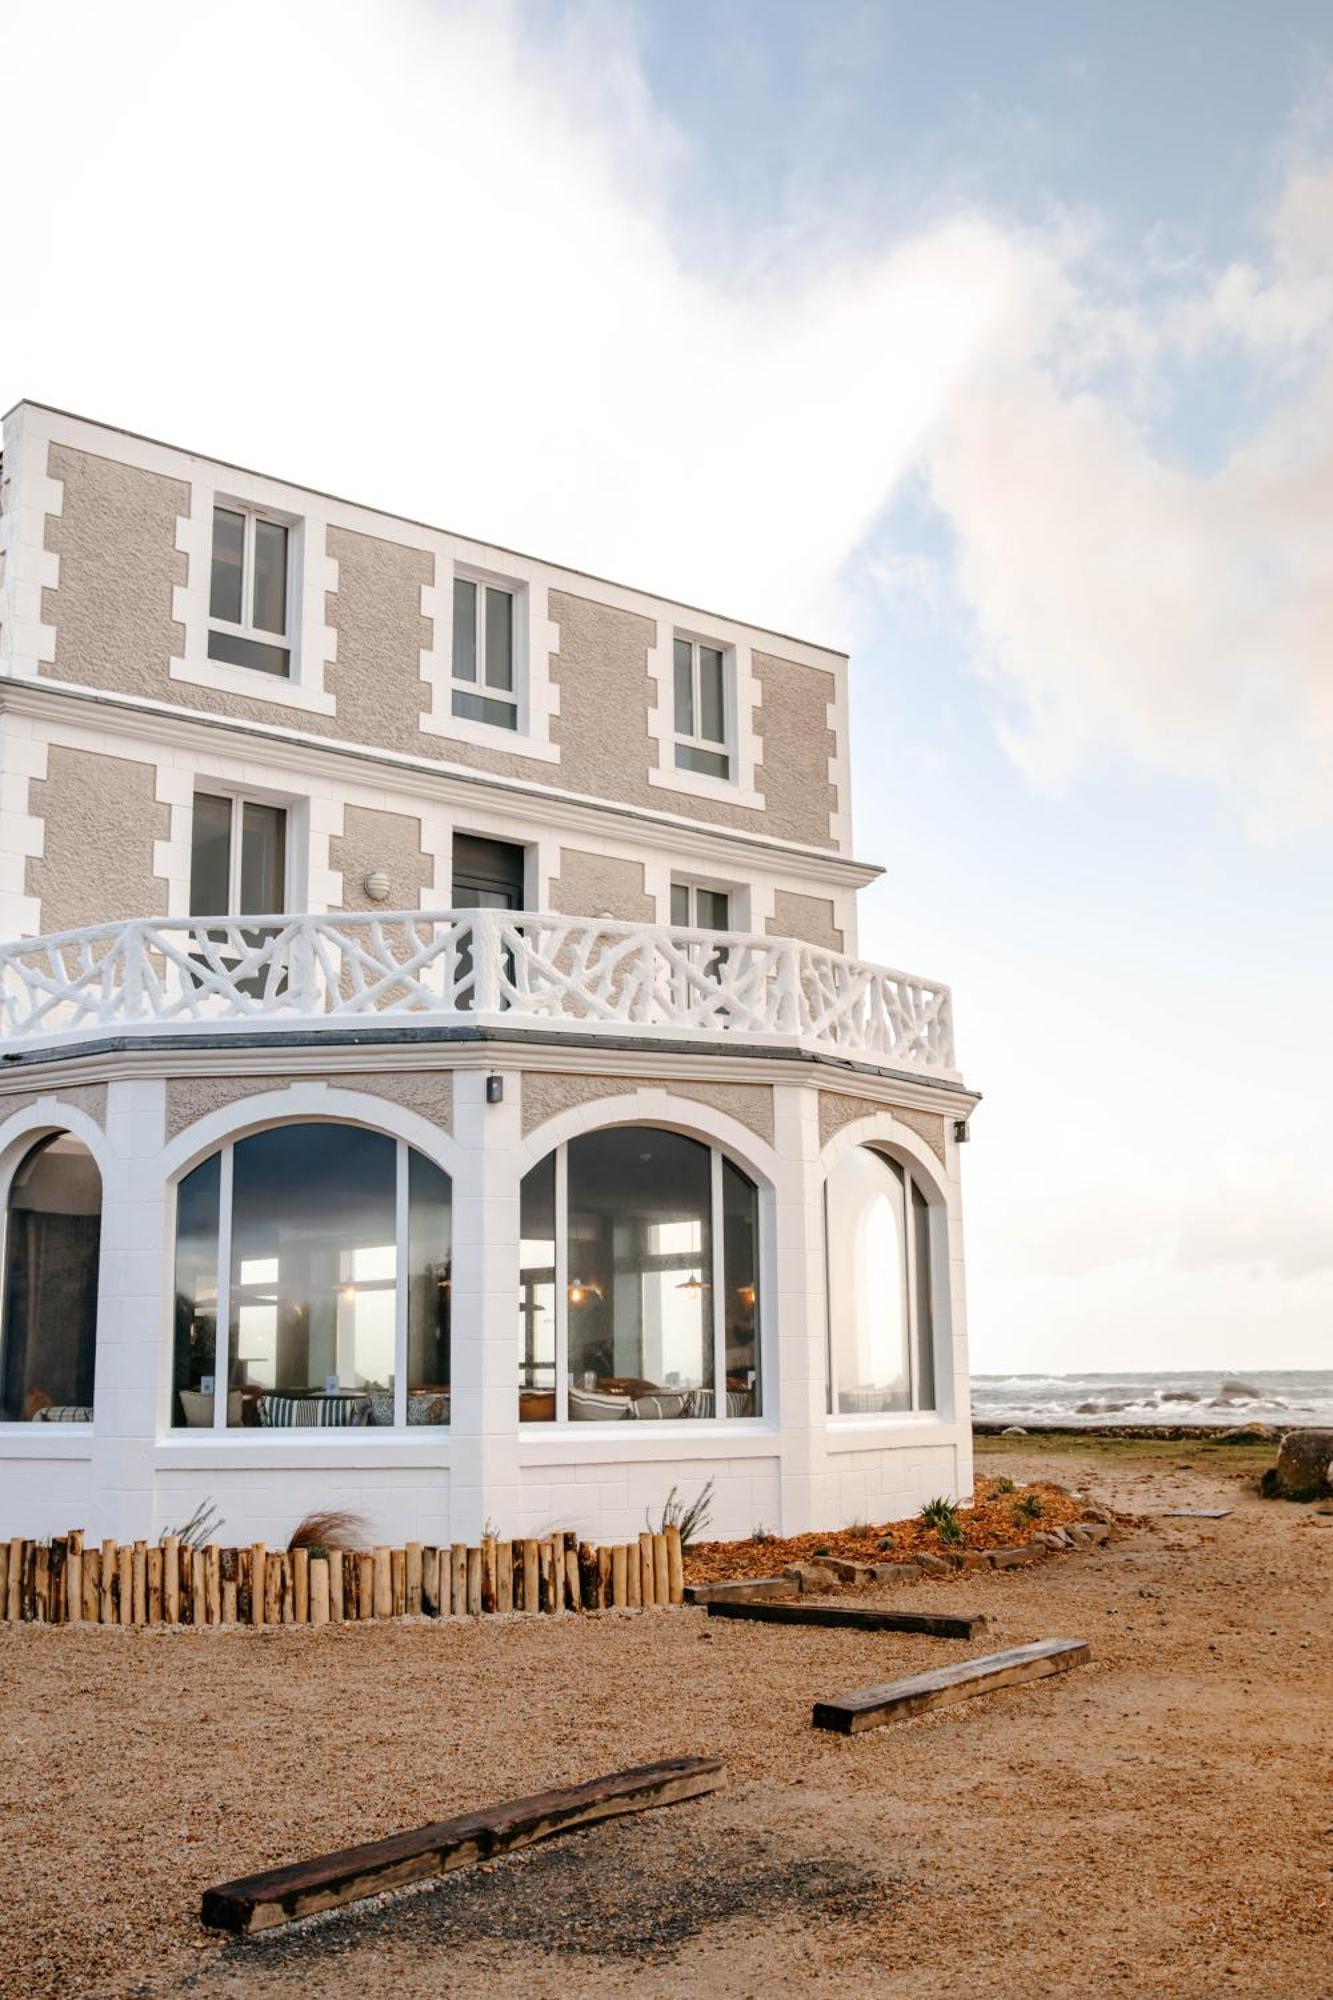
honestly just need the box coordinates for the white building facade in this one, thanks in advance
[0,401,978,1550]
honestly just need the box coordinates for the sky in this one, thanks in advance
[5,0,1331,1374]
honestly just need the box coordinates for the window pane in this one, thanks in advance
[911,1179,936,1411]
[826,1148,911,1414]
[518,1152,556,1420]
[453,577,477,681]
[0,1136,101,1422]
[670,883,691,927]
[251,518,288,634]
[407,1151,451,1424]
[722,1158,760,1416]
[452,688,517,729]
[675,742,730,780]
[227,1125,397,1425]
[190,793,233,917]
[697,889,729,931]
[673,637,695,736]
[239,803,286,916]
[566,1128,712,1420]
[209,508,245,625]
[699,646,726,744]
[484,587,513,691]
[172,1153,221,1426]
[207,629,291,677]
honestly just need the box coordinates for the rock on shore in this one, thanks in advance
[1269,1428,1333,1499]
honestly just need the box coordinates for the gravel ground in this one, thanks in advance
[1,1442,1328,2000]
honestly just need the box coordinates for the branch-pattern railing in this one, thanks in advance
[0,912,957,1074]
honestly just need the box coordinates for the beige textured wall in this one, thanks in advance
[818,1090,948,1166]
[767,890,844,952]
[0,1083,109,1134]
[165,1071,453,1144]
[549,848,654,921]
[753,652,838,849]
[42,445,188,695]
[325,527,432,752]
[521,1071,774,1146]
[329,806,434,913]
[26,747,169,933]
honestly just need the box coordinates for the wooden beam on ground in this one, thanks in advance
[706,1600,987,1641]
[684,1576,798,1606]
[201,1755,727,1937]
[812,1637,1091,1735]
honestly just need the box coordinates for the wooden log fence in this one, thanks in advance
[0,1524,687,1627]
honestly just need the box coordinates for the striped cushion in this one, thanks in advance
[32,1404,93,1423]
[688,1388,756,1419]
[257,1394,371,1428]
[567,1387,632,1421]
[629,1391,694,1420]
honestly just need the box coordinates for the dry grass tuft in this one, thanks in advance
[287,1509,371,1554]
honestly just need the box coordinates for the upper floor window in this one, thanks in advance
[673,636,732,780]
[190,792,287,918]
[452,575,517,730]
[670,882,730,931]
[208,506,292,679]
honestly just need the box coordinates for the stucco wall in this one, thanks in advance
[324,527,432,753]
[548,848,654,921]
[329,806,433,913]
[818,1090,948,1165]
[26,747,169,933]
[0,1083,109,1133]
[164,1071,454,1144]
[767,890,844,952]
[42,445,188,694]
[520,1071,775,1146]
[753,652,838,850]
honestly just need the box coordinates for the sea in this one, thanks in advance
[971,1369,1333,1428]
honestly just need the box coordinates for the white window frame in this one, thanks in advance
[824,1148,939,1421]
[672,632,736,782]
[174,1136,440,1434]
[522,1136,764,1429]
[450,569,520,734]
[669,879,741,933]
[206,503,295,680]
[189,789,292,919]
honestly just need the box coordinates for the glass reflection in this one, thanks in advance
[518,1152,556,1421]
[0,1135,102,1422]
[826,1147,937,1415]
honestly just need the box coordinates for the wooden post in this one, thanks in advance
[111,1542,127,1625]
[328,1549,345,1623]
[638,1532,654,1607]
[263,1554,283,1626]
[390,1548,406,1618]
[543,1536,559,1612]
[652,1533,669,1608]
[66,1531,83,1625]
[564,1533,580,1612]
[6,1537,21,1621]
[222,1579,238,1625]
[358,1552,375,1620]
[665,1525,684,1606]
[292,1548,310,1624]
[627,1541,641,1609]
[497,1540,513,1614]
[20,1542,37,1622]
[597,1546,612,1609]
[83,1546,101,1624]
[130,1541,147,1625]
[611,1544,628,1609]
[47,1538,66,1623]
[0,1540,9,1621]
[522,1539,540,1615]
[204,1546,221,1626]
[480,1537,497,1615]
[144,1544,162,1624]
[466,1545,482,1617]
[249,1544,267,1628]
[190,1547,205,1626]
[421,1547,440,1617]
[162,1535,180,1623]
[373,1547,393,1620]
[309,1557,330,1627]
[405,1542,423,1616]
[450,1543,467,1616]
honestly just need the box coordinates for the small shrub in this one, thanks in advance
[750,1524,772,1544]
[648,1478,714,1551]
[876,1534,894,1552]
[288,1509,370,1554]
[1012,1491,1045,1522]
[919,1496,964,1546]
[992,1475,1017,1495]
[845,1517,870,1536]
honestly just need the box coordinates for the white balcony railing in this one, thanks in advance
[0,911,958,1075]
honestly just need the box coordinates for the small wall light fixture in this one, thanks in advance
[486,1073,504,1105]
[953,1119,970,1144]
[363,868,391,902]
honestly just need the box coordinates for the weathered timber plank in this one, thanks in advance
[813,1637,1091,1734]
[707,1600,986,1640]
[201,1755,727,1936]
[684,1576,798,1606]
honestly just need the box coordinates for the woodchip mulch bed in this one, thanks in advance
[683,1478,1101,1583]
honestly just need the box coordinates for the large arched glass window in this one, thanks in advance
[0,1134,102,1423]
[519,1126,761,1423]
[825,1146,936,1416]
[172,1123,451,1429]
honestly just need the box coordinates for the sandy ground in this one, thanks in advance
[1,1438,1329,2000]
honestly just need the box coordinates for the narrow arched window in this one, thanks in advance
[172,1123,451,1429]
[825,1146,937,1415]
[0,1134,102,1423]
[518,1126,761,1423]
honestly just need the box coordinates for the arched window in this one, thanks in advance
[0,1133,102,1423]
[825,1146,937,1416]
[519,1126,761,1423]
[172,1123,451,1429]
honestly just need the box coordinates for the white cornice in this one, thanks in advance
[0,677,883,889]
